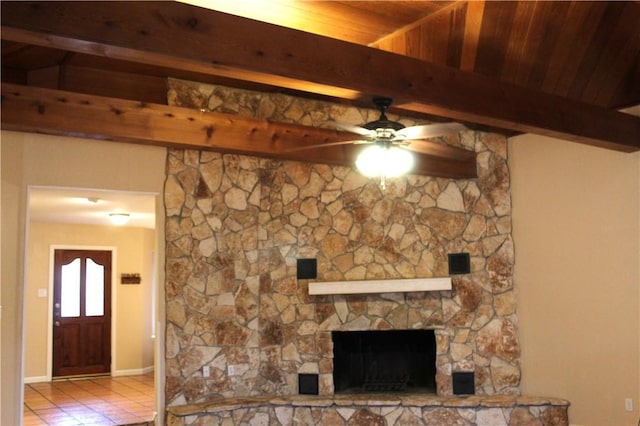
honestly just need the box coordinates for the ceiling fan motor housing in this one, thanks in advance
[363,120,405,131]
[364,97,406,133]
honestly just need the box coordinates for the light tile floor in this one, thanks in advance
[24,374,155,426]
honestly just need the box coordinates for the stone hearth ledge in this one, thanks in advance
[166,394,569,422]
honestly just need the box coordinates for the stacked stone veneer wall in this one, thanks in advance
[164,80,520,406]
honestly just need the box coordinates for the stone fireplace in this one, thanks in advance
[332,329,436,394]
[163,79,570,426]
[164,80,521,406]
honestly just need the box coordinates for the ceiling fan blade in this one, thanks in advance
[325,120,374,137]
[404,139,476,160]
[395,123,466,140]
[285,139,369,152]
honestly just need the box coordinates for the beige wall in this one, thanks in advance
[24,222,156,379]
[510,134,640,425]
[4,124,637,424]
[0,136,2,418]
[0,131,166,426]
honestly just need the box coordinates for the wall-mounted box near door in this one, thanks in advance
[121,273,141,284]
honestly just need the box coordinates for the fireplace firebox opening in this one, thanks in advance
[332,329,436,394]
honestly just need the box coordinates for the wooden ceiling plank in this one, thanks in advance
[60,65,168,104]
[473,1,519,78]
[310,2,414,44]
[419,22,433,62]
[392,31,408,57]
[511,1,569,88]
[427,11,452,65]
[403,26,421,60]
[445,4,466,69]
[1,44,69,70]
[27,65,60,89]
[542,2,607,97]
[567,2,625,101]
[60,52,312,99]
[0,83,477,178]
[499,0,537,84]
[607,60,640,109]
[581,2,640,106]
[1,1,639,152]
[540,1,587,94]
[524,1,571,91]
[261,1,386,46]
[1,66,27,84]
[370,1,460,47]
[459,0,484,72]
[377,2,462,66]
[542,1,604,95]
[1,40,30,56]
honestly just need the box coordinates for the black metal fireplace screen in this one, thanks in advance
[332,329,436,394]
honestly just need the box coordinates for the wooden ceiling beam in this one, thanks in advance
[1,83,477,179]
[57,65,168,104]
[1,1,638,152]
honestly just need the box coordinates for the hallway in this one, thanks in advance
[23,374,155,425]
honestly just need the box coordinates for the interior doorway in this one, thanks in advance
[22,186,160,422]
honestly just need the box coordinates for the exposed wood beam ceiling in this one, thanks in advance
[2,1,639,178]
[2,83,477,179]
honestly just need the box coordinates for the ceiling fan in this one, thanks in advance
[293,97,468,186]
[326,96,467,150]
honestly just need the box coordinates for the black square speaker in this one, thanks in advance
[448,253,470,275]
[452,371,475,395]
[298,373,319,395]
[297,258,317,279]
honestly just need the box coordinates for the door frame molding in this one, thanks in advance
[46,245,117,381]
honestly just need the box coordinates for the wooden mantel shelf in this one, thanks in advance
[308,277,452,296]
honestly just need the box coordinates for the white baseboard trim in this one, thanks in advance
[24,375,48,384]
[112,366,154,377]
[25,367,154,383]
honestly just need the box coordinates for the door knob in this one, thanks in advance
[55,321,60,327]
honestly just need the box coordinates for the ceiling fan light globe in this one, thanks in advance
[355,145,385,177]
[356,145,413,178]
[385,147,414,177]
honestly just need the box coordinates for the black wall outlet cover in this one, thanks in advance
[298,373,319,395]
[297,258,317,279]
[448,253,470,275]
[452,371,475,395]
